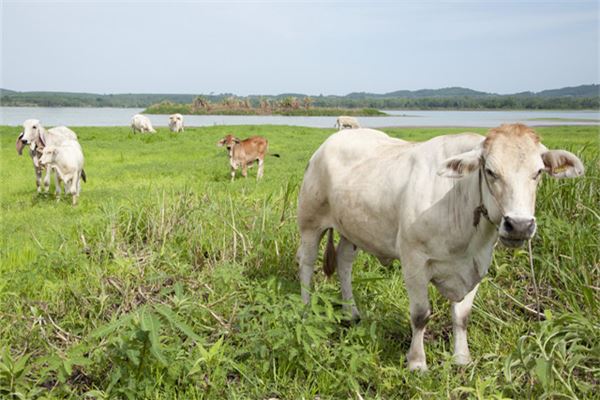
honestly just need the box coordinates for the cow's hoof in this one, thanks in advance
[408,360,428,372]
[454,353,471,366]
[340,315,361,328]
[350,307,361,322]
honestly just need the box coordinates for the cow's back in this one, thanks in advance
[56,140,85,170]
[298,129,485,258]
[298,129,410,249]
[242,136,268,157]
[47,126,78,146]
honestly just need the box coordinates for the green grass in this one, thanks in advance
[1,125,598,399]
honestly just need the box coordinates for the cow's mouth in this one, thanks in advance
[499,236,527,248]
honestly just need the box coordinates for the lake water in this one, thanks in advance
[1,106,598,128]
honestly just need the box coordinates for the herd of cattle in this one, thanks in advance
[14,116,585,370]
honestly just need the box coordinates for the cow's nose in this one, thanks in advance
[503,216,536,236]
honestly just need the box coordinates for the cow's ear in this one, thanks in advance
[16,134,25,155]
[542,150,584,178]
[233,138,241,144]
[438,148,482,178]
[217,139,225,147]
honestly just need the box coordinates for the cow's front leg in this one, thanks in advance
[257,158,264,180]
[230,161,237,182]
[54,168,62,196]
[452,283,479,365]
[70,178,79,206]
[402,265,431,371]
[43,167,52,193]
[34,166,43,193]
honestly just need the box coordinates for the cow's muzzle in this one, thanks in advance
[498,216,536,248]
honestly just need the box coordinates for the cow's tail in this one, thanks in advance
[81,169,87,183]
[323,228,337,277]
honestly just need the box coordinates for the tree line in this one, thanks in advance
[1,86,598,110]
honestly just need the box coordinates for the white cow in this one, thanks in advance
[335,116,360,130]
[39,140,86,205]
[16,119,78,194]
[131,114,156,133]
[168,114,184,133]
[297,123,584,371]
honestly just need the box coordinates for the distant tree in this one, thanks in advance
[303,97,313,110]
[192,96,211,111]
[259,98,271,112]
[222,96,239,109]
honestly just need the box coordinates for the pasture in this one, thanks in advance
[0,124,598,399]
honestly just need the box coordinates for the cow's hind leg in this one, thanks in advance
[402,261,431,371]
[336,236,360,320]
[452,283,479,365]
[297,228,323,305]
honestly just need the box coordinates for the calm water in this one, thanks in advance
[1,107,598,128]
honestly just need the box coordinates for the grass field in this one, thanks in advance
[0,124,598,399]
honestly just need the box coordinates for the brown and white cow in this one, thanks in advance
[297,123,584,371]
[217,134,276,181]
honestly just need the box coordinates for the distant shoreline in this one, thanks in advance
[1,105,599,113]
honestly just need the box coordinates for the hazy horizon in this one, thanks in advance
[2,0,598,96]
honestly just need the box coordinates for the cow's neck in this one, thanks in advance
[33,127,48,154]
[456,170,499,246]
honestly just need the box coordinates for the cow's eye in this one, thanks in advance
[533,168,544,180]
[485,168,498,179]
[32,125,37,129]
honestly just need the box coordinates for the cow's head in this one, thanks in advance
[217,134,240,152]
[39,146,57,166]
[18,119,43,153]
[438,123,584,248]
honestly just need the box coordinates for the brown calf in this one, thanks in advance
[217,134,276,181]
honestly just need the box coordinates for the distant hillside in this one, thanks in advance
[1,84,598,110]
[0,90,197,108]
[534,84,599,98]
[347,87,490,99]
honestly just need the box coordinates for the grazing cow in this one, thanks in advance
[217,134,277,181]
[16,119,78,194]
[168,114,184,133]
[39,140,86,206]
[335,116,360,130]
[297,123,584,371]
[131,114,156,133]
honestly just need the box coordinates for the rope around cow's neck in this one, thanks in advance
[528,239,542,321]
[473,161,501,229]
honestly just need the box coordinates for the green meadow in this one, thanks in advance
[0,124,598,399]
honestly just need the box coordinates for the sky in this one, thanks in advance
[1,0,598,95]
